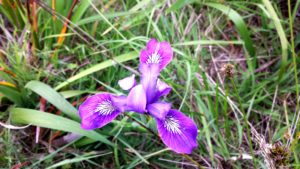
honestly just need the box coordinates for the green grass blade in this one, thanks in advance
[127,148,169,169]
[55,51,138,90]
[76,11,139,25]
[118,137,149,165]
[46,152,112,169]
[166,0,195,13]
[179,61,191,110]
[71,0,90,23]
[173,40,243,46]
[10,108,113,147]
[262,0,289,82]
[204,3,256,60]
[0,85,23,106]
[59,90,88,99]
[25,81,78,120]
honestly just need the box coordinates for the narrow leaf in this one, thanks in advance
[10,108,114,146]
[0,85,23,106]
[205,3,256,58]
[55,51,138,90]
[25,81,78,120]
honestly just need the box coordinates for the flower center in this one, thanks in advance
[164,116,181,134]
[94,100,115,115]
[146,53,161,64]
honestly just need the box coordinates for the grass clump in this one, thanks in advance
[0,0,300,168]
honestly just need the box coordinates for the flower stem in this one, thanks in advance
[182,154,204,169]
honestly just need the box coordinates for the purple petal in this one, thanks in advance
[139,64,160,103]
[111,95,128,112]
[127,84,147,113]
[156,109,198,154]
[153,79,171,101]
[147,102,171,120]
[146,39,159,54]
[79,93,122,130]
[157,42,173,69]
[140,39,173,70]
[118,74,136,90]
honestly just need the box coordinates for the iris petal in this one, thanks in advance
[118,74,136,90]
[139,64,160,104]
[127,84,147,113]
[111,95,128,112]
[140,39,173,71]
[157,42,173,69]
[153,79,171,102]
[147,102,171,120]
[79,93,122,130]
[156,109,198,154]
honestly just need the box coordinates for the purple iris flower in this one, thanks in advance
[79,39,198,154]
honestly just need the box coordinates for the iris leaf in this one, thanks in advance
[25,81,79,120]
[10,108,114,147]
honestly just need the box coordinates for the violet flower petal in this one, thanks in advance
[152,79,172,102]
[156,109,198,154]
[147,102,171,120]
[140,39,173,70]
[139,63,160,103]
[127,84,147,113]
[79,93,122,130]
[118,74,136,90]
[111,95,128,112]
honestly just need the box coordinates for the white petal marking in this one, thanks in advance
[164,116,181,134]
[146,43,161,64]
[94,100,115,115]
[146,53,161,64]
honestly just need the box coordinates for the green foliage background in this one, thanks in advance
[0,0,299,168]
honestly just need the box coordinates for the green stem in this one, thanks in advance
[287,1,300,165]
[230,78,257,169]
[288,0,299,113]
[182,154,204,169]
[223,84,231,139]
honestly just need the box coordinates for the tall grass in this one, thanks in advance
[0,0,299,168]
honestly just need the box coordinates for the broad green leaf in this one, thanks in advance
[55,51,138,90]
[0,85,23,106]
[10,108,113,147]
[25,81,78,120]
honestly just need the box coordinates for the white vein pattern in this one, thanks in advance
[94,100,115,115]
[146,53,161,64]
[146,43,161,64]
[164,116,181,134]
